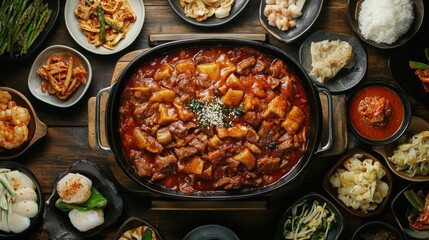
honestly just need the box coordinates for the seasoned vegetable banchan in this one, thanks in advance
[55,173,108,232]
[0,168,39,234]
[119,225,158,240]
[404,188,429,230]
[74,0,137,49]
[388,131,429,177]
[330,154,389,213]
[119,46,311,194]
[283,199,336,240]
[0,0,53,57]
[409,48,429,92]
[36,52,87,100]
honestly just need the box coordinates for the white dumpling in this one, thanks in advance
[6,171,35,190]
[8,213,30,233]
[68,209,104,232]
[56,173,92,204]
[12,200,39,218]
[214,5,231,18]
[14,187,38,202]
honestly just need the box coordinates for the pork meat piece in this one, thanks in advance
[236,56,256,76]
[257,157,281,174]
[174,147,198,160]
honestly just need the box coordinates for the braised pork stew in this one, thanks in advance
[119,46,311,194]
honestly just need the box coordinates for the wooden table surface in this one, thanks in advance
[0,0,428,239]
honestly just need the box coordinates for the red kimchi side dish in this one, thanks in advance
[404,189,429,230]
[118,46,310,194]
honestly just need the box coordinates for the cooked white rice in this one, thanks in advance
[358,0,414,45]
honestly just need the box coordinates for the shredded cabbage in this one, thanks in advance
[388,131,429,177]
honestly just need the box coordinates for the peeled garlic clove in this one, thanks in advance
[9,213,30,234]
[6,171,34,190]
[69,209,104,232]
[12,200,39,218]
[206,6,216,17]
[215,5,231,18]
[14,187,37,202]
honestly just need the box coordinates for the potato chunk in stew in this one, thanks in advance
[119,46,310,194]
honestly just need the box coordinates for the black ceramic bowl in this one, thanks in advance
[43,160,123,240]
[347,0,424,49]
[275,192,344,240]
[99,38,331,199]
[391,182,429,240]
[167,0,249,27]
[0,0,59,61]
[184,224,239,240]
[352,221,404,240]
[114,216,163,240]
[347,81,411,145]
[0,161,44,239]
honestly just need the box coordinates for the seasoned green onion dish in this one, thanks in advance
[283,199,336,240]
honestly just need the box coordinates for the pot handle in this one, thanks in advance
[95,85,113,152]
[316,87,333,154]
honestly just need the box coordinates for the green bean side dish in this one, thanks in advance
[0,0,52,57]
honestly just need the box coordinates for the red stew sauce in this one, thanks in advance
[349,85,404,141]
[119,46,310,194]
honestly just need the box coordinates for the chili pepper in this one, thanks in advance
[404,190,423,212]
[85,187,108,209]
[410,189,425,210]
[143,228,153,240]
[409,61,429,70]
[55,187,108,212]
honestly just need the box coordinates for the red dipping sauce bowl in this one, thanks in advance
[347,81,411,145]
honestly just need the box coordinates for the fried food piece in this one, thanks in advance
[56,173,92,204]
[310,39,354,83]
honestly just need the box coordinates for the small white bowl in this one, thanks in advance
[28,45,92,108]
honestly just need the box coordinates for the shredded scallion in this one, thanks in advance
[283,199,336,240]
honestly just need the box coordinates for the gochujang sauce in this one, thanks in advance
[119,46,311,194]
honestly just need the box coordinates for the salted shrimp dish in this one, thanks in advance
[74,0,137,50]
[0,90,31,151]
[264,0,306,31]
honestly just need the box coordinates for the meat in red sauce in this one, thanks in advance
[358,96,392,128]
[119,46,310,194]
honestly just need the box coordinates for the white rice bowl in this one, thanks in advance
[358,0,414,44]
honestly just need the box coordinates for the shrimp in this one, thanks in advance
[0,123,29,150]
[264,0,305,31]
[0,90,31,150]
[0,90,12,110]
[11,106,31,126]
